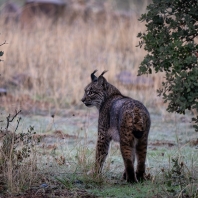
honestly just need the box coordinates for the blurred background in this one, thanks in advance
[0,0,164,116]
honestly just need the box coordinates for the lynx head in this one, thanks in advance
[81,70,112,109]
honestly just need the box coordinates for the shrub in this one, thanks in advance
[0,110,38,193]
[160,156,197,197]
[137,0,198,131]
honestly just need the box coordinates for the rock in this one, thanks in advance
[40,183,48,188]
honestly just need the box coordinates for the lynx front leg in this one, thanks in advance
[95,134,111,174]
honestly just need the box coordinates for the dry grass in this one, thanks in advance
[0,13,164,112]
[0,111,38,194]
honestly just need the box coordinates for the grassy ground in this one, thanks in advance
[0,106,197,197]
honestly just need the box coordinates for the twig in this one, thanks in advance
[6,110,22,130]
[0,40,8,47]
[14,117,22,133]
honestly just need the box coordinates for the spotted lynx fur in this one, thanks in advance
[81,70,151,183]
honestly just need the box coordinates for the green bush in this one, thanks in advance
[161,157,197,197]
[137,0,198,131]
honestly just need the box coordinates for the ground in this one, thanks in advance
[0,94,198,198]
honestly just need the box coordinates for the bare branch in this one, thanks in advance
[0,40,8,47]
[6,110,22,130]
[14,117,22,133]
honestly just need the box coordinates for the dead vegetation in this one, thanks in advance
[0,110,38,194]
[0,2,164,113]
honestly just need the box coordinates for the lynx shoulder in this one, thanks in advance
[81,70,151,183]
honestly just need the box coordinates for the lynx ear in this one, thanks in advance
[98,70,108,90]
[100,70,108,76]
[91,70,98,82]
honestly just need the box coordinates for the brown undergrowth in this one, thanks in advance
[0,110,38,194]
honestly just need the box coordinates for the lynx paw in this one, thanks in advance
[122,171,138,183]
[136,171,145,182]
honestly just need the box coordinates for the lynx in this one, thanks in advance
[81,70,151,183]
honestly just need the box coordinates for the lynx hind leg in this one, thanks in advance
[120,144,137,183]
[120,113,137,183]
[135,133,149,181]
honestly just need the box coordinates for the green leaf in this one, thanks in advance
[0,51,4,56]
[137,0,198,132]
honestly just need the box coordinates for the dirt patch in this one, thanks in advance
[189,138,198,146]
[150,141,175,147]
[34,130,79,145]
[53,130,78,139]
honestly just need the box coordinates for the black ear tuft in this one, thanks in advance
[91,70,98,82]
[100,70,108,76]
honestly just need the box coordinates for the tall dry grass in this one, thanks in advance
[0,13,164,111]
